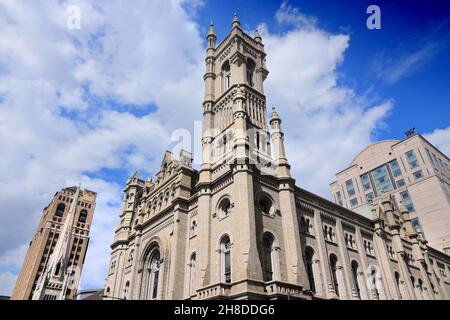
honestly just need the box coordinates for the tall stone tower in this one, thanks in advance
[11,186,97,300]
[195,14,308,298]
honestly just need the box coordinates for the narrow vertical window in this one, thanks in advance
[189,253,196,297]
[79,209,88,223]
[123,281,130,300]
[148,251,160,300]
[55,203,65,217]
[263,236,273,281]
[222,61,231,91]
[351,261,361,299]
[305,247,316,293]
[221,236,231,284]
[246,59,255,87]
[330,254,340,297]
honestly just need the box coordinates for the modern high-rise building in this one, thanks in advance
[103,15,450,300]
[330,134,450,253]
[11,186,96,300]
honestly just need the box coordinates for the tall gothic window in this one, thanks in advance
[305,247,316,293]
[263,235,274,282]
[190,220,197,237]
[55,203,65,217]
[330,254,340,297]
[189,253,196,297]
[147,250,160,300]
[221,236,231,284]
[219,198,231,217]
[79,209,88,223]
[246,59,255,87]
[372,268,380,299]
[222,61,231,91]
[351,260,361,299]
[54,262,61,276]
[395,272,403,299]
[258,195,272,216]
[123,281,130,300]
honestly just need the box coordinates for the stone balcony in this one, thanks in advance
[264,281,305,299]
[197,283,231,300]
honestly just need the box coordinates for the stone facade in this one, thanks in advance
[11,186,96,300]
[103,15,450,300]
[330,135,450,253]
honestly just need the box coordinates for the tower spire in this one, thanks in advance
[270,106,291,178]
[232,12,240,29]
[254,29,262,42]
[206,20,217,49]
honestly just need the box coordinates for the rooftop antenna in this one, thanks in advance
[405,128,416,138]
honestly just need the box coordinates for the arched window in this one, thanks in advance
[147,250,160,300]
[54,262,61,276]
[105,287,110,297]
[305,247,316,293]
[246,59,255,87]
[258,196,272,216]
[218,198,231,217]
[330,254,340,297]
[371,268,380,299]
[123,281,130,300]
[222,61,231,90]
[221,236,231,284]
[395,272,404,299]
[263,235,274,282]
[55,203,65,217]
[190,220,197,237]
[189,253,196,297]
[79,209,88,223]
[300,216,307,232]
[351,260,361,299]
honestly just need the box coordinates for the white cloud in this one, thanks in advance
[424,126,450,157]
[275,1,317,29]
[261,6,393,196]
[373,42,440,84]
[0,0,204,295]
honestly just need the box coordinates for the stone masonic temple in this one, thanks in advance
[103,16,450,300]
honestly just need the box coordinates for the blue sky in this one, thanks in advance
[195,0,450,140]
[0,0,449,296]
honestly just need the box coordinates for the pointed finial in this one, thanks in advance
[232,13,240,28]
[208,20,216,37]
[270,106,281,123]
[254,29,262,42]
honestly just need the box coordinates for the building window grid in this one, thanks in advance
[396,179,406,188]
[344,232,356,249]
[371,165,394,194]
[360,174,373,192]
[363,240,374,255]
[389,159,403,178]
[413,170,424,181]
[345,179,356,197]
[400,190,415,213]
[405,150,419,170]
[323,225,335,242]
